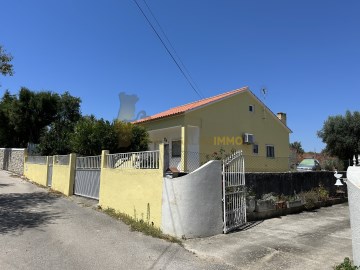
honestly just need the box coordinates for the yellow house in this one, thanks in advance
[134,87,292,172]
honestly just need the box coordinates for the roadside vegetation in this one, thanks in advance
[102,207,182,245]
[334,257,359,270]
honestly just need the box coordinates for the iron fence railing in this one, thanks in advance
[76,155,101,169]
[106,150,160,169]
[54,155,70,165]
[26,155,47,165]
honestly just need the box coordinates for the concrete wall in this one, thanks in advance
[162,160,223,238]
[99,147,165,227]
[246,171,344,198]
[347,166,360,266]
[51,154,76,196]
[0,148,25,175]
[24,163,48,186]
[99,168,164,227]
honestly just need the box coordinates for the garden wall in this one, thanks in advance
[0,148,25,175]
[246,171,346,198]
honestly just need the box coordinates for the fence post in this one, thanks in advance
[181,126,188,172]
[23,148,28,163]
[101,150,109,169]
[159,143,168,176]
[23,148,28,174]
[99,150,109,204]
[67,153,76,196]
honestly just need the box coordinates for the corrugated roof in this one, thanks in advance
[134,87,248,124]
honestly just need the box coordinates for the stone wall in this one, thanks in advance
[0,148,25,175]
[246,171,346,198]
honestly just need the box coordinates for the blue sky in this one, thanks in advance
[1,0,359,152]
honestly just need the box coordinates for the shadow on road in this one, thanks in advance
[227,220,264,234]
[0,192,62,234]
[0,183,14,188]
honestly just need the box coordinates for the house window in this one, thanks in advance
[266,145,275,158]
[253,144,259,155]
[249,105,255,112]
[172,140,181,157]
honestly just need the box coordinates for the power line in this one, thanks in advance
[142,0,203,98]
[133,0,204,99]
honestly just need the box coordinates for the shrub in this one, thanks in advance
[315,185,329,201]
[333,257,359,270]
[300,190,318,209]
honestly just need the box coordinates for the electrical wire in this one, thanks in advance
[133,0,204,99]
[142,0,203,98]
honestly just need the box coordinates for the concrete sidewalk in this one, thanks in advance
[184,203,352,270]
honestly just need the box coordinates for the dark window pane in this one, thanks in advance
[172,140,181,157]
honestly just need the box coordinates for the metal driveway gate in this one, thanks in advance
[222,150,246,233]
[47,156,53,187]
[74,155,101,200]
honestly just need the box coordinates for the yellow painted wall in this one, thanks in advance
[139,89,291,172]
[51,164,73,195]
[99,168,163,227]
[184,90,290,172]
[140,114,185,132]
[24,163,48,186]
[51,154,75,196]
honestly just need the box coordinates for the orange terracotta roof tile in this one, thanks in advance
[134,87,248,124]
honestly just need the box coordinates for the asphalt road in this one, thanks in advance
[0,170,353,270]
[0,170,234,270]
[185,202,352,270]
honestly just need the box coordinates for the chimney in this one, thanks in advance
[277,112,287,125]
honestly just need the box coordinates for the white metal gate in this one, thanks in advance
[74,156,101,200]
[222,150,246,233]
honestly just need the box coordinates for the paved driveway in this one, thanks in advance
[185,203,352,270]
[0,170,233,270]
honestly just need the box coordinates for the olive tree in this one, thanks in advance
[318,110,360,162]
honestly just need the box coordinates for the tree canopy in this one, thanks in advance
[37,92,81,155]
[290,141,304,155]
[318,110,360,161]
[0,88,149,155]
[0,88,63,147]
[70,116,118,156]
[70,117,149,156]
[0,45,13,76]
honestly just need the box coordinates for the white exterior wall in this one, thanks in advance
[148,126,200,172]
[347,166,360,266]
[161,160,223,238]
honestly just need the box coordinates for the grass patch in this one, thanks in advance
[102,207,182,245]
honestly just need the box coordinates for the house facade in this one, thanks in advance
[134,87,292,172]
